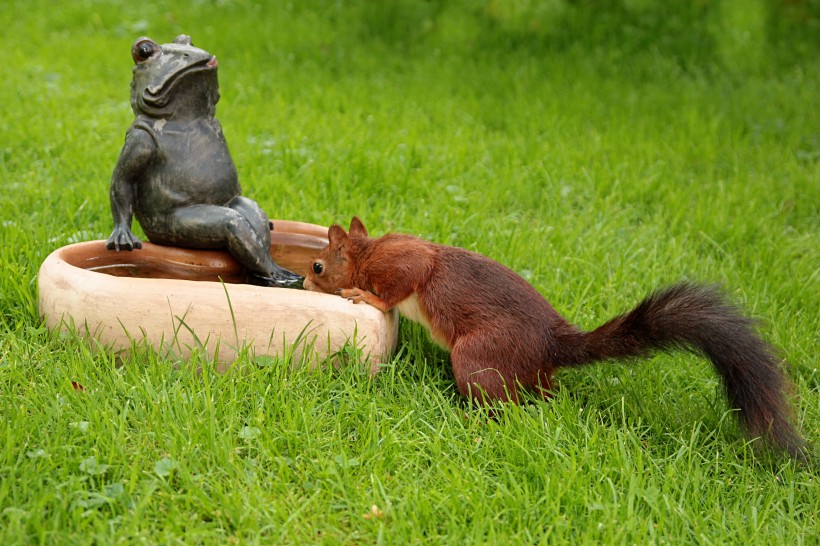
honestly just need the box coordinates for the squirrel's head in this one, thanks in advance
[304,216,368,294]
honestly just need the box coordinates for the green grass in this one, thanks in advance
[1,0,819,544]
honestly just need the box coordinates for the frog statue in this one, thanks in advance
[105,34,303,288]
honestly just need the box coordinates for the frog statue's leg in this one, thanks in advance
[145,199,303,288]
[225,195,304,288]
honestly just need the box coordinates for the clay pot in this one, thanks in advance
[38,220,398,372]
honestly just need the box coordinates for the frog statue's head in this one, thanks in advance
[129,34,220,119]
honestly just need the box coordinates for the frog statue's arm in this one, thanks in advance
[106,128,155,251]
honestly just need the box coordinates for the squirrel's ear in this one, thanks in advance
[349,216,368,238]
[327,224,348,248]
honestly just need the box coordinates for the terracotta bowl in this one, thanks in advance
[38,220,398,372]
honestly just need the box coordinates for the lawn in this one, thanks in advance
[1,0,818,544]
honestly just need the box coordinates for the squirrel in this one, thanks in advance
[304,217,808,460]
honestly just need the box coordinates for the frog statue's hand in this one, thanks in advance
[106,224,143,251]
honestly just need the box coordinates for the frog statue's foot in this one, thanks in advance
[247,267,305,289]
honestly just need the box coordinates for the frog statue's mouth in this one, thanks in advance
[142,57,218,104]
[130,35,220,117]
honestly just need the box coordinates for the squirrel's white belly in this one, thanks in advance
[396,294,449,349]
[396,294,429,327]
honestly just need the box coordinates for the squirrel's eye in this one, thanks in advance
[132,40,158,63]
[312,262,324,275]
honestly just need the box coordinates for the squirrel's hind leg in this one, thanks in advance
[451,333,522,406]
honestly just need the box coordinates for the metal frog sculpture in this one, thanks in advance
[106,34,302,288]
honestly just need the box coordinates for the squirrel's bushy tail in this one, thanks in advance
[556,282,806,459]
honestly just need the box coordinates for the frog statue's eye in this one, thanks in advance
[131,39,159,64]
[312,262,324,275]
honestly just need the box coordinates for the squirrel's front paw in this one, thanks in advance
[340,287,367,304]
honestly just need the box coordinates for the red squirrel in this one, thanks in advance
[304,217,808,459]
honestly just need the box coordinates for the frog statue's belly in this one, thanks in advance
[133,117,242,222]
